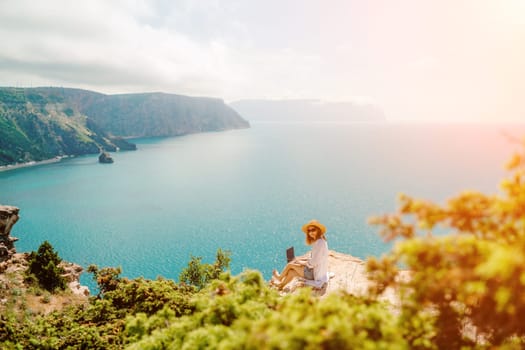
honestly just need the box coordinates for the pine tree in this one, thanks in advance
[27,240,67,291]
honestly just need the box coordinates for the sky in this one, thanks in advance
[1,0,524,122]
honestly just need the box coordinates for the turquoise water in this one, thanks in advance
[1,122,524,291]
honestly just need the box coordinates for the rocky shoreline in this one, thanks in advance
[0,156,65,173]
[0,205,89,299]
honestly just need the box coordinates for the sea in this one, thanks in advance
[1,122,524,291]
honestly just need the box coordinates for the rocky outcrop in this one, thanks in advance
[60,261,90,296]
[0,205,19,262]
[0,253,89,313]
[0,204,89,296]
[274,250,409,306]
[98,151,114,163]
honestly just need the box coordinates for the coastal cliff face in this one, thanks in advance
[0,87,250,166]
[71,91,250,138]
[0,88,136,166]
[0,205,19,262]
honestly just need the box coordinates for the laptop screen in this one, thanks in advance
[286,247,295,262]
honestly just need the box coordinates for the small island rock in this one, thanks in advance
[98,152,114,164]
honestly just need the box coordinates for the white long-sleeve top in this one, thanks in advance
[306,238,329,287]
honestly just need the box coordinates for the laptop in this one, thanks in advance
[286,247,295,262]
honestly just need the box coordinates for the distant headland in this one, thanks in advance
[229,99,386,123]
[0,87,250,167]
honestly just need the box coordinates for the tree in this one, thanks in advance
[179,248,231,290]
[367,141,525,349]
[87,264,122,297]
[27,241,66,292]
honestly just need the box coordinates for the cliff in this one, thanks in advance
[0,88,136,166]
[0,205,19,262]
[0,87,250,166]
[68,90,250,138]
[275,250,409,306]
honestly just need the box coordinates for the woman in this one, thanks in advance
[271,219,329,290]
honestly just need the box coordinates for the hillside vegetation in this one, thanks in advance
[66,89,250,138]
[0,88,136,165]
[0,87,249,166]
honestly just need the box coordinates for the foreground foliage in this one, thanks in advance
[368,141,525,348]
[1,251,405,349]
[126,272,406,350]
[0,252,218,349]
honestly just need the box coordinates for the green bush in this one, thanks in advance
[87,265,123,297]
[126,270,406,349]
[26,241,66,292]
[179,248,231,290]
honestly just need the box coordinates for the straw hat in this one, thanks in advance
[301,220,327,235]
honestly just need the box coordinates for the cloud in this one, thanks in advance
[0,1,206,88]
[3,0,522,122]
[0,0,323,100]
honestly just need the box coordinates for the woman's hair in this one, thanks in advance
[305,226,326,245]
